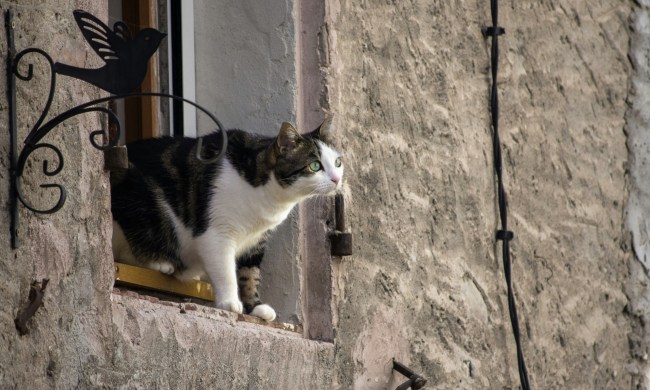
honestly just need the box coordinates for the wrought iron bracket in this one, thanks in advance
[5,9,227,249]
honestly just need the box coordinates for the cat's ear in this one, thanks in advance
[277,122,300,154]
[308,115,335,141]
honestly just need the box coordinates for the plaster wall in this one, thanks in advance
[0,1,116,387]
[325,0,636,388]
[625,2,650,386]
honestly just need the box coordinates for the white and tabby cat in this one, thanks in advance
[110,119,343,321]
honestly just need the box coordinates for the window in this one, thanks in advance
[107,0,335,340]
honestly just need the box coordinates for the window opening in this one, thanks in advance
[104,0,339,337]
[107,0,161,143]
[169,0,183,136]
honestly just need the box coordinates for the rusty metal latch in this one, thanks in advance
[330,193,352,256]
[104,145,129,170]
[393,360,427,390]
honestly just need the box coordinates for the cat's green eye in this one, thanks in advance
[309,161,322,172]
[335,157,342,168]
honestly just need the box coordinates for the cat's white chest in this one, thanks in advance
[209,160,296,253]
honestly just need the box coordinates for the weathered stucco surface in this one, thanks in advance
[0,1,114,387]
[2,0,650,389]
[326,0,636,388]
[625,1,650,387]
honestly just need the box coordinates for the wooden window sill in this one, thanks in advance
[114,262,214,301]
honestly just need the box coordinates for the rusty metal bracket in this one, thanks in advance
[393,360,427,390]
[14,279,49,335]
[330,193,353,256]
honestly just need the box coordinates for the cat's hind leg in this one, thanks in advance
[112,221,138,264]
[113,221,177,275]
[237,265,276,322]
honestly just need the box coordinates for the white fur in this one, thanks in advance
[316,140,344,190]
[250,304,277,321]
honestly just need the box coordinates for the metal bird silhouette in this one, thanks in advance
[54,10,166,94]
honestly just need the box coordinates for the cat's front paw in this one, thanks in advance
[215,298,244,314]
[250,304,276,322]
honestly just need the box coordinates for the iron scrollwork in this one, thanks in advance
[5,9,227,249]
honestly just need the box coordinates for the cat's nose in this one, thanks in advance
[331,176,340,185]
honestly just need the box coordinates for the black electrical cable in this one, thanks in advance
[483,0,531,389]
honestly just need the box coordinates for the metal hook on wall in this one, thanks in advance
[392,360,427,390]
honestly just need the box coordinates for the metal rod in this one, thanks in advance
[392,360,427,390]
[6,10,19,248]
[393,360,414,378]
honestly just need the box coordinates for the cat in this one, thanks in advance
[110,119,343,321]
